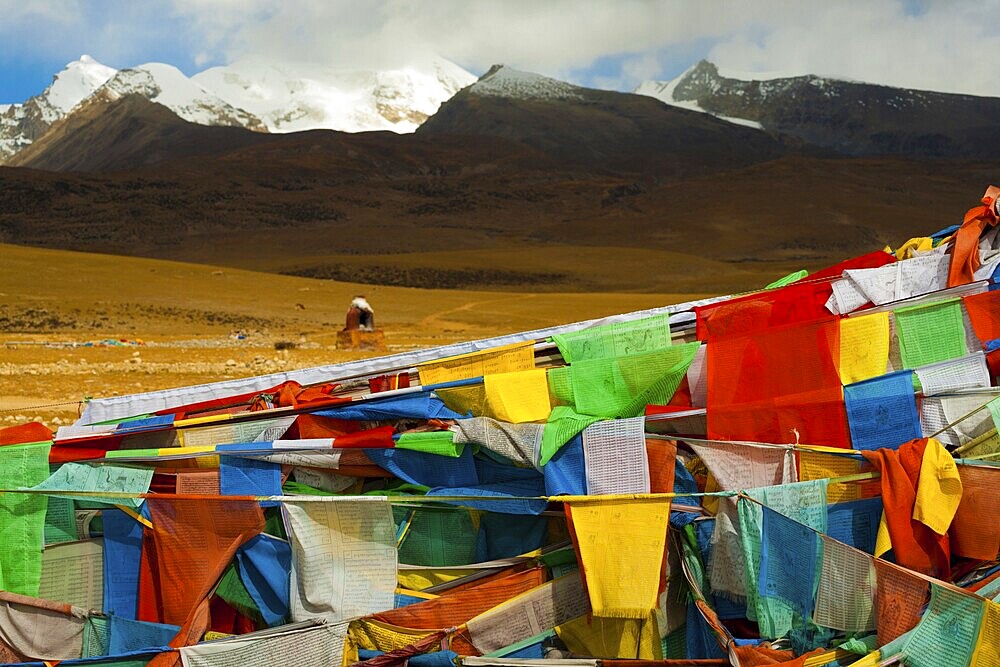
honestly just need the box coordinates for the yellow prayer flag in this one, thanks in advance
[913,438,963,535]
[839,313,890,385]
[970,600,1000,667]
[799,449,863,503]
[483,369,552,423]
[435,384,487,417]
[417,341,536,386]
[556,613,662,660]
[397,568,478,591]
[566,496,671,618]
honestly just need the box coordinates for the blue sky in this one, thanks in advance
[2,0,998,104]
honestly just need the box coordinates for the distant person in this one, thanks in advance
[345,295,375,332]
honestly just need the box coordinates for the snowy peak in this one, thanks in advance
[0,55,116,160]
[44,55,117,119]
[469,65,584,100]
[192,56,475,133]
[1,54,475,162]
[100,64,267,131]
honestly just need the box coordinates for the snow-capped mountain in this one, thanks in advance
[0,55,115,160]
[635,60,1000,157]
[1,54,476,162]
[466,64,584,100]
[100,63,267,131]
[191,57,476,133]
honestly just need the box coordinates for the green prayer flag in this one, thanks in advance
[539,406,600,466]
[29,462,154,510]
[894,299,967,369]
[83,615,111,657]
[398,506,479,566]
[44,495,78,544]
[766,270,808,289]
[901,585,983,667]
[395,431,464,457]
[569,342,699,419]
[551,314,672,363]
[216,563,264,623]
[0,441,51,596]
[987,396,1000,432]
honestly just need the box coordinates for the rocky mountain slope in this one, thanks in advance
[635,60,1000,157]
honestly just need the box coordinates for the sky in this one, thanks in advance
[2,0,999,104]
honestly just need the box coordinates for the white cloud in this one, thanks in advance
[2,0,999,97]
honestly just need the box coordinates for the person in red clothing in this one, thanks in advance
[344,295,375,331]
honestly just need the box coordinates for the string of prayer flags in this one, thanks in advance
[582,417,649,495]
[283,498,397,624]
[551,314,672,363]
[844,370,922,450]
[838,312,891,384]
[895,298,968,368]
[0,441,52,597]
[417,341,535,386]
[483,369,551,423]
[564,496,671,618]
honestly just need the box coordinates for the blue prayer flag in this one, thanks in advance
[844,370,921,451]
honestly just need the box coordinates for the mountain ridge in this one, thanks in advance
[635,59,1000,157]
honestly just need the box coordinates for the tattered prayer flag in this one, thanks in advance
[902,585,984,667]
[758,507,818,620]
[688,441,796,492]
[483,369,551,423]
[284,498,397,624]
[839,312,890,384]
[551,314,672,363]
[844,370,922,451]
[565,496,670,618]
[0,441,51,597]
[895,299,967,369]
[417,341,535,386]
